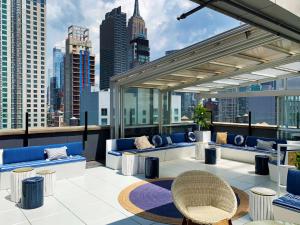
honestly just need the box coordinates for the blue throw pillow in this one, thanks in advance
[187,132,196,142]
[152,135,163,147]
[234,135,244,146]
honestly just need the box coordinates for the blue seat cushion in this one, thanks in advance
[287,169,300,195]
[124,142,195,154]
[116,138,136,151]
[107,151,122,157]
[273,194,300,213]
[170,133,186,143]
[0,156,86,173]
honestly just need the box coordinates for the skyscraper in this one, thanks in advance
[0,0,47,129]
[100,7,127,90]
[127,0,149,69]
[51,47,64,112]
[0,0,11,129]
[53,47,64,90]
[64,26,95,124]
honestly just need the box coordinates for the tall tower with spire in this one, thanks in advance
[127,0,150,69]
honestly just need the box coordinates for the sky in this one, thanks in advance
[46,0,241,85]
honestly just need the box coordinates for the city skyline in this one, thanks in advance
[46,0,240,83]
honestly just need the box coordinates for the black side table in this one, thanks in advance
[22,176,44,209]
[205,148,217,165]
[255,155,270,175]
[145,157,159,179]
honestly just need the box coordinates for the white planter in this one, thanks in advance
[194,131,211,143]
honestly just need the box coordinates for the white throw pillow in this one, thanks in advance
[135,136,154,150]
[0,149,3,165]
[256,139,275,151]
[45,146,68,160]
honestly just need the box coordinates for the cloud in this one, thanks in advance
[46,0,240,80]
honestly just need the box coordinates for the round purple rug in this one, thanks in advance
[129,179,182,218]
[119,178,249,225]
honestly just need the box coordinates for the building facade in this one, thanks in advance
[0,0,47,129]
[64,26,95,125]
[100,7,127,90]
[127,0,149,69]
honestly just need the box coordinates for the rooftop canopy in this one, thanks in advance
[111,25,300,95]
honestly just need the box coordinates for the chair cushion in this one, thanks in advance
[116,138,136,151]
[273,193,300,213]
[287,169,300,195]
[187,205,231,224]
[171,133,186,143]
[216,132,227,144]
[152,135,163,147]
[135,136,154,150]
[0,156,86,173]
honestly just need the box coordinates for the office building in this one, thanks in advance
[0,0,47,129]
[64,25,95,124]
[100,7,127,90]
[80,87,110,126]
[127,0,150,69]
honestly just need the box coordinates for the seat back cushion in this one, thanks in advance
[287,169,300,195]
[3,146,45,164]
[3,142,84,164]
[171,133,186,143]
[227,133,236,145]
[116,138,136,151]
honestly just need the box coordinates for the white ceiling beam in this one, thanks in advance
[166,54,300,92]
[200,90,300,98]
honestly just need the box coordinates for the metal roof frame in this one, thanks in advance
[111,25,300,96]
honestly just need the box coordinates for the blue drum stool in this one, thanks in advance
[145,157,159,179]
[22,176,44,209]
[205,147,217,165]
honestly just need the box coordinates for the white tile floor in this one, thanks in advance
[0,158,283,225]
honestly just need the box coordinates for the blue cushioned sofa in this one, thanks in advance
[273,169,300,224]
[210,133,287,164]
[0,142,86,190]
[106,133,196,170]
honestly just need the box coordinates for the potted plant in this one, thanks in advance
[296,152,300,170]
[193,103,211,142]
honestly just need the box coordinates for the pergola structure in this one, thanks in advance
[110,24,300,138]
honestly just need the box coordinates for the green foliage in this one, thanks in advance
[193,103,210,130]
[296,152,300,170]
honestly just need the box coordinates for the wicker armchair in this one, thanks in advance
[171,170,237,225]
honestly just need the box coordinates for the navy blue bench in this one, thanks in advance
[106,133,196,170]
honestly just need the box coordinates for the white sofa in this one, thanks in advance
[106,139,195,170]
